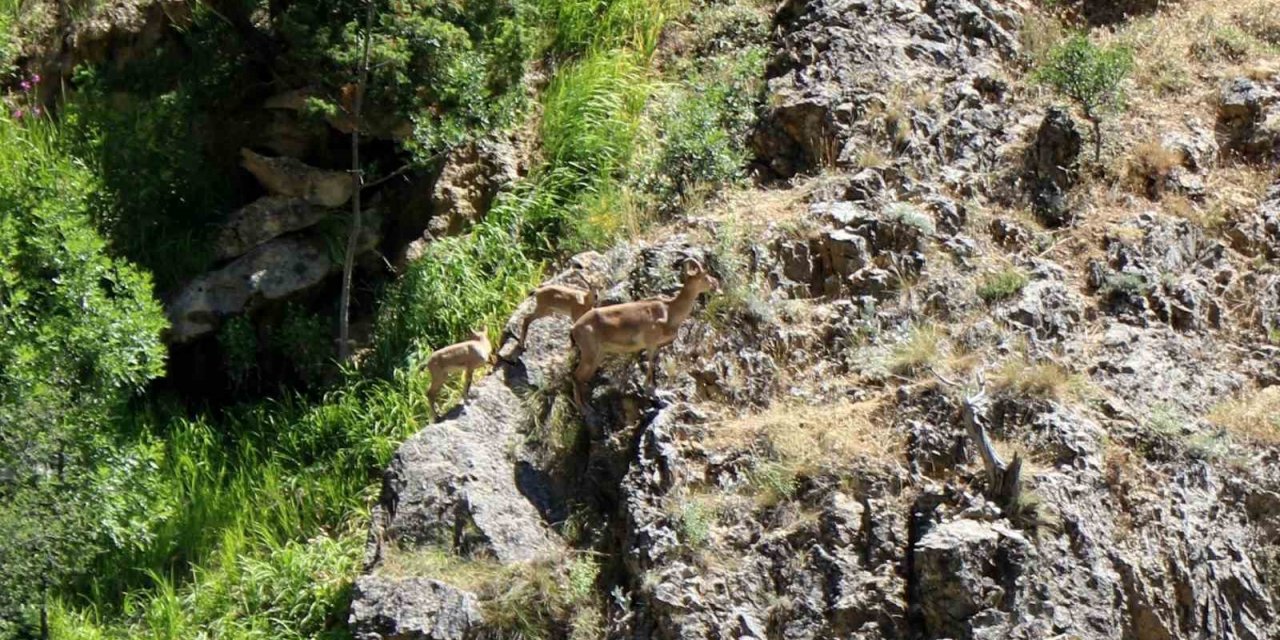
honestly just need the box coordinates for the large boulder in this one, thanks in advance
[428,139,520,237]
[913,518,1034,638]
[215,196,329,260]
[166,213,379,343]
[364,365,560,565]
[349,576,481,640]
[1028,106,1082,226]
[240,148,354,207]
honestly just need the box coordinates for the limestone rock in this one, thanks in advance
[913,519,1032,639]
[428,139,520,237]
[366,366,559,565]
[348,576,481,640]
[1029,106,1082,227]
[215,196,328,260]
[167,213,379,343]
[240,148,354,207]
[752,0,1021,179]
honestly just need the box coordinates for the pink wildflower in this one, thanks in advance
[31,74,40,84]
[12,109,23,120]
[19,81,29,92]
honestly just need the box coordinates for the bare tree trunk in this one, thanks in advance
[961,389,1022,505]
[1087,109,1102,165]
[338,0,375,362]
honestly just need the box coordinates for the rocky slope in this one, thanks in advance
[346,0,1280,638]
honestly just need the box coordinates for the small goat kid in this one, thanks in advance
[425,329,493,419]
[517,283,597,347]
[570,259,719,407]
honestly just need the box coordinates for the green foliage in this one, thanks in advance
[279,0,534,160]
[676,499,714,548]
[538,0,678,56]
[1035,33,1133,160]
[1100,271,1150,298]
[0,116,168,400]
[977,267,1030,303]
[1036,33,1133,117]
[219,316,259,389]
[63,9,244,291]
[62,370,432,638]
[274,305,334,387]
[371,203,542,376]
[749,462,798,506]
[0,113,168,636]
[641,10,766,212]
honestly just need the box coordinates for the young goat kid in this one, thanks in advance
[425,329,493,420]
[517,283,597,348]
[570,259,719,407]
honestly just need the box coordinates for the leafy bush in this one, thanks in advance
[0,113,168,637]
[1035,33,1133,162]
[280,0,534,159]
[677,499,714,549]
[641,26,766,213]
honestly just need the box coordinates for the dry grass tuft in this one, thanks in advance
[1207,386,1280,445]
[888,324,946,376]
[992,358,1082,403]
[377,545,503,588]
[379,546,605,639]
[1125,140,1184,199]
[705,397,900,476]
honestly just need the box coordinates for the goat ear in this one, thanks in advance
[684,259,704,276]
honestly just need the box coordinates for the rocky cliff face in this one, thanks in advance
[349,0,1280,638]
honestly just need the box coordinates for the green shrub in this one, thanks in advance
[885,202,936,236]
[642,38,766,212]
[0,113,169,637]
[371,202,543,376]
[1035,33,1133,162]
[749,462,798,506]
[977,267,1030,303]
[677,500,714,548]
[1100,271,1150,298]
[278,0,534,159]
[273,305,334,387]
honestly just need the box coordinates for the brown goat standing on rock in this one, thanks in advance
[517,283,597,348]
[570,259,719,407]
[425,329,493,420]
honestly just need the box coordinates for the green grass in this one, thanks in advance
[977,267,1030,303]
[53,371,433,639]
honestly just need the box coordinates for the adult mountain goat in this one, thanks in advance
[569,259,718,407]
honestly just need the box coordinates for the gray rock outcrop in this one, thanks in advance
[166,212,379,343]
[240,148,354,207]
[215,196,328,260]
[349,577,481,640]
[753,0,1022,179]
